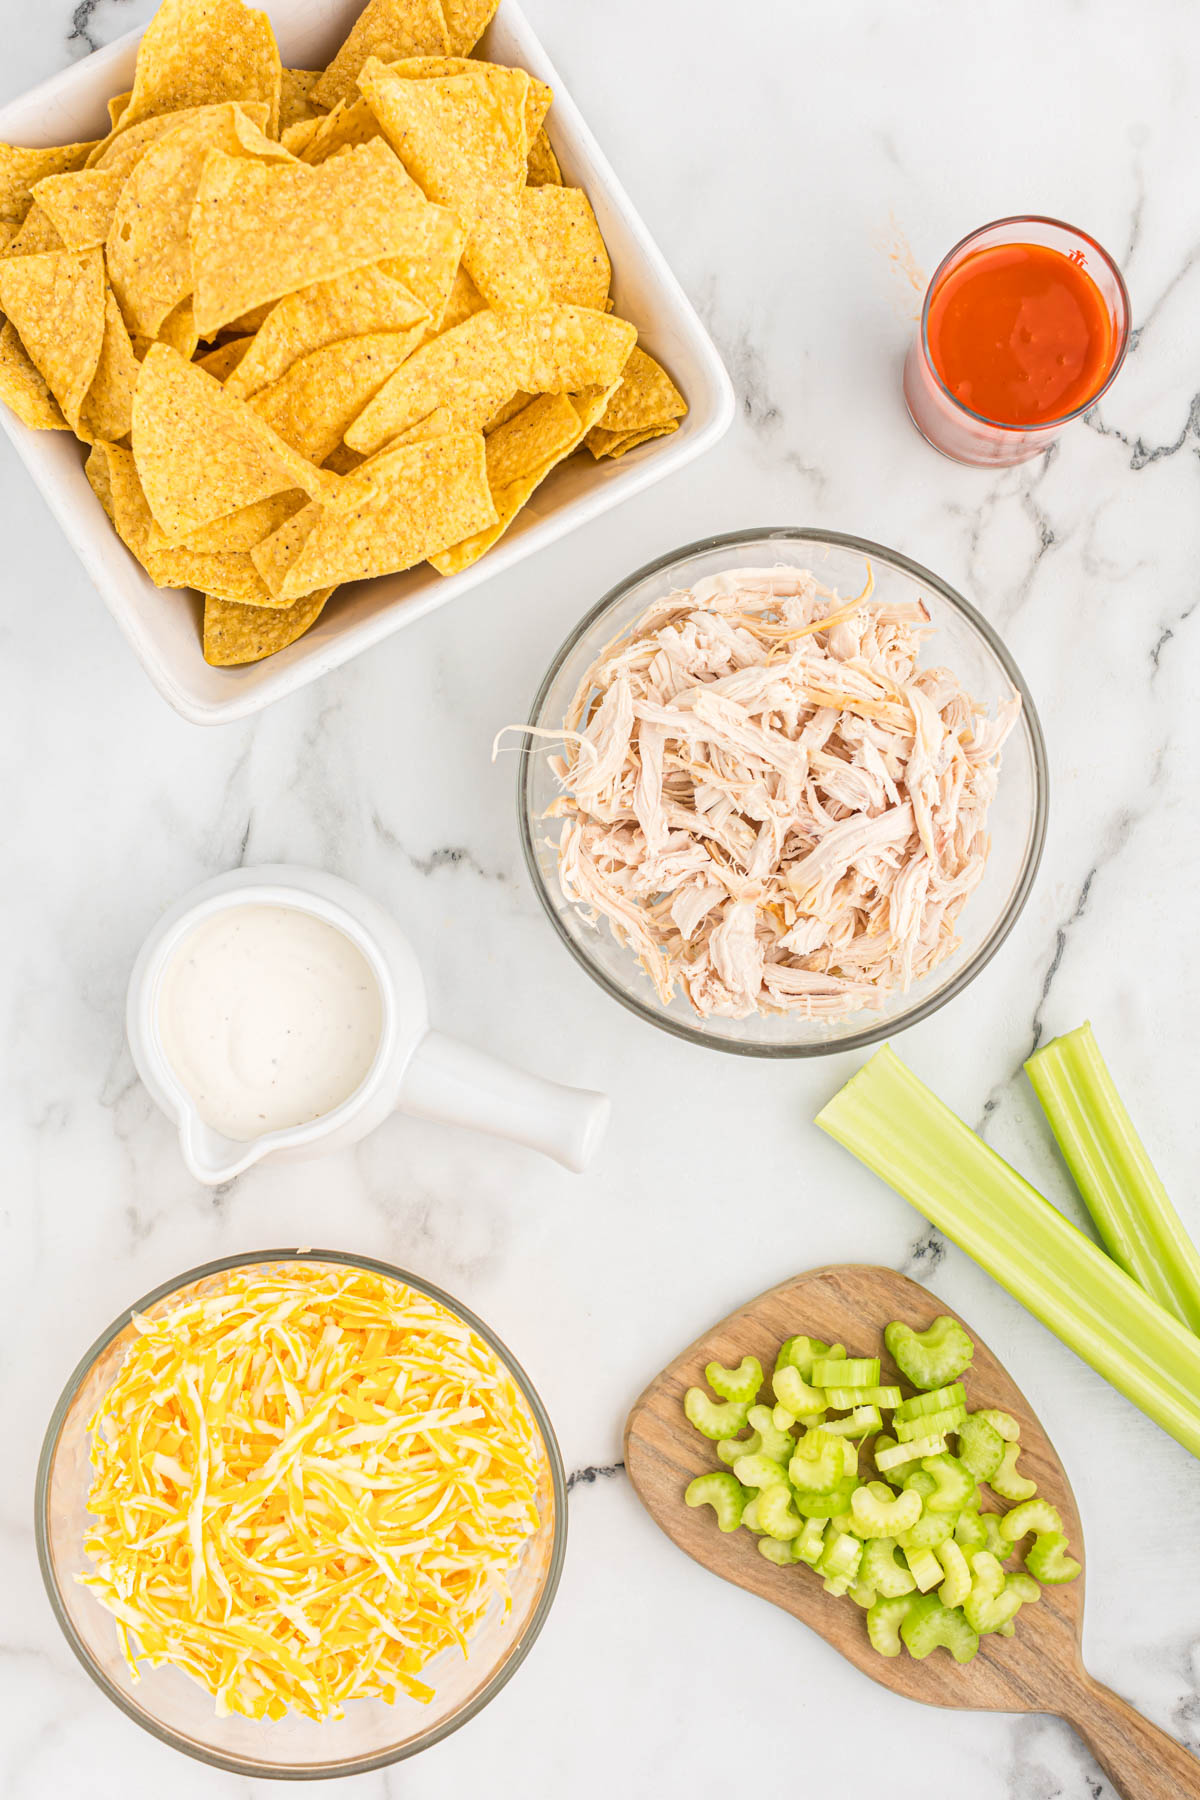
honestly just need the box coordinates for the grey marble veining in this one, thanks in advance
[2,0,1200,1796]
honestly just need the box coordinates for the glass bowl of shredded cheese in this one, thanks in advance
[36,1251,566,1777]
[518,526,1048,1055]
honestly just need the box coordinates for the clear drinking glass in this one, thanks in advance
[903,215,1130,467]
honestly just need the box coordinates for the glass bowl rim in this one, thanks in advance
[517,524,1049,1058]
[35,1246,569,1781]
[917,213,1132,433]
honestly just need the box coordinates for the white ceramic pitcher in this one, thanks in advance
[127,866,610,1184]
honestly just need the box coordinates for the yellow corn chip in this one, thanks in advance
[279,68,324,132]
[512,303,635,394]
[434,264,485,337]
[484,388,533,432]
[382,57,551,147]
[248,327,425,464]
[108,104,287,338]
[252,430,494,599]
[203,586,332,663]
[172,488,307,552]
[281,116,324,156]
[380,204,466,327]
[132,342,331,539]
[297,97,383,165]
[195,335,254,379]
[92,438,159,567]
[429,391,586,574]
[587,344,686,435]
[79,289,141,441]
[6,204,64,254]
[312,0,450,111]
[520,186,610,309]
[0,246,105,431]
[119,0,283,137]
[345,307,519,452]
[358,62,549,311]
[157,297,200,357]
[0,318,68,429]
[225,265,427,400]
[29,166,126,251]
[0,139,98,229]
[90,98,265,180]
[108,92,131,130]
[440,0,500,56]
[85,439,116,514]
[189,139,453,336]
[323,443,366,475]
[526,127,561,188]
[586,419,680,458]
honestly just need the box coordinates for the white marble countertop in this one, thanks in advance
[3,1,1200,1795]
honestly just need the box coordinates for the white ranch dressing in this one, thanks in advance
[157,905,383,1142]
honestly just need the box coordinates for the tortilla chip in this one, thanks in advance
[586,419,680,458]
[279,68,324,131]
[79,289,141,441]
[0,318,68,429]
[6,204,64,255]
[131,342,331,539]
[526,127,561,188]
[108,92,132,130]
[85,440,116,514]
[90,97,261,181]
[513,303,635,394]
[0,139,98,229]
[281,116,324,156]
[379,204,466,328]
[312,0,450,110]
[107,104,287,338]
[91,439,159,566]
[157,297,200,357]
[358,62,549,311]
[203,586,332,663]
[248,327,426,463]
[588,345,686,434]
[119,0,283,137]
[520,186,609,309]
[0,246,105,430]
[435,264,485,337]
[429,391,583,574]
[484,388,533,432]
[189,139,453,336]
[171,488,308,552]
[345,307,519,452]
[29,166,126,251]
[440,0,500,55]
[225,265,427,401]
[323,443,366,475]
[195,335,254,380]
[297,96,384,165]
[252,430,495,598]
[382,57,551,147]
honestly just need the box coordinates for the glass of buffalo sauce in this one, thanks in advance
[903,216,1130,466]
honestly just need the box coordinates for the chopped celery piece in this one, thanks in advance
[894,1383,966,1423]
[897,1468,937,1499]
[813,1356,879,1388]
[685,1471,748,1531]
[773,1365,826,1414]
[757,1483,806,1540]
[733,1453,790,1491]
[1000,1498,1062,1544]
[901,1594,979,1662]
[794,1518,826,1564]
[822,1404,882,1438]
[1007,1572,1040,1604]
[957,1414,1005,1481]
[867,1593,914,1656]
[884,1316,974,1389]
[717,1428,760,1467]
[975,1409,1019,1441]
[745,1404,796,1464]
[775,1336,839,1380]
[684,1389,750,1439]
[989,1441,1037,1502]
[981,1515,1009,1558]
[875,1432,947,1471]
[817,1529,862,1583]
[825,1385,903,1410]
[788,1429,855,1492]
[898,1511,955,1552]
[850,1481,922,1537]
[896,1405,967,1442]
[904,1545,943,1592]
[861,1536,917,1598]
[795,1477,858,1519]
[954,1508,988,1551]
[740,1495,764,1533]
[772,1404,796,1431]
[816,1046,1200,1460]
[849,1581,878,1609]
[758,1536,797,1566]
[935,1539,972,1609]
[705,1356,763,1404]
[1025,1531,1081,1584]
[921,1452,976,1513]
[1027,1022,1200,1336]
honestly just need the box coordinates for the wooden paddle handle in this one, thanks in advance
[1059,1668,1200,1798]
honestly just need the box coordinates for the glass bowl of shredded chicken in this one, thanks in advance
[517,528,1047,1054]
[36,1251,565,1777]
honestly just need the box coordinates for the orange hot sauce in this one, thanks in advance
[926,242,1116,426]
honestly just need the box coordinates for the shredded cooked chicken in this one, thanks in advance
[520,565,1020,1022]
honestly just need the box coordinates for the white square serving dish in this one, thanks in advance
[0,0,734,725]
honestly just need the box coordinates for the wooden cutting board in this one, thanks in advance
[624,1265,1200,1800]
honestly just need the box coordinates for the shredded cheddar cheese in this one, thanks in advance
[78,1264,545,1721]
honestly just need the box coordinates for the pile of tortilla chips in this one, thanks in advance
[0,0,687,667]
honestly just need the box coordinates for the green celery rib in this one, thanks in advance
[815,1045,1200,1462]
[1026,1022,1200,1336]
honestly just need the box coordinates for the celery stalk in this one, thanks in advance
[1026,1022,1200,1336]
[815,1046,1200,1461]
